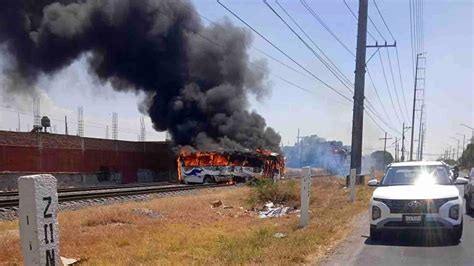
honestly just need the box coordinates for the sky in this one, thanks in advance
[0,0,472,159]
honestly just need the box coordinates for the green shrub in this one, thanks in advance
[247,180,299,208]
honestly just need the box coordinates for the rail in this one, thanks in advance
[0,183,232,208]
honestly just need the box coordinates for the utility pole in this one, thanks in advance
[17,112,21,132]
[392,137,399,162]
[64,116,68,135]
[410,53,425,161]
[450,137,460,161]
[379,132,393,168]
[349,0,369,175]
[417,104,424,160]
[460,124,473,169]
[401,123,411,162]
[456,132,466,163]
[420,123,425,160]
[297,128,300,167]
[457,133,466,152]
[296,129,307,167]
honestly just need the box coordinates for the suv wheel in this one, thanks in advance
[450,222,463,244]
[370,227,381,241]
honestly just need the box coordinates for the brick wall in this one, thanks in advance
[0,131,174,183]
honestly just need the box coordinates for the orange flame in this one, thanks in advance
[176,149,284,181]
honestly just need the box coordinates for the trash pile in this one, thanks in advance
[210,200,298,219]
[257,202,298,219]
[273,232,287,239]
[61,257,86,265]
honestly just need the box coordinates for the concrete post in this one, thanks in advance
[350,168,356,203]
[299,167,311,228]
[19,174,60,266]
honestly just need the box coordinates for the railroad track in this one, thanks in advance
[0,183,232,208]
[0,181,175,197]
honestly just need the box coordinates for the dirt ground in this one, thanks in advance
[0,177,372,265]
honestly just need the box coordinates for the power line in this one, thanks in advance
[378,50,402,124]
[218,0,401,136]
[372,0,395,41]
[395,46,410,120]
[386,48,408,122]
[366,110,385,132]
[341,0,399,128]
[342,0,377,42]
[276,0,353,88]
[191,13,346,105]
[409,0,416,79]
[300,0,355,57]
[366,68,392,124]
[266,0,353,93]
[196,11,312,80]
[297,0,399,134]
[367,14,386,42]
[372,0,410,121]
[217,0,352,102]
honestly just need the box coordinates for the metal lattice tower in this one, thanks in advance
[33,97,40,127]
[415,57,426,160]
[410,54,426,161]
[139,116,146,141]
[77,106,84,137]
[112,112,118,140]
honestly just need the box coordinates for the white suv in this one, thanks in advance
[368,161,469,242]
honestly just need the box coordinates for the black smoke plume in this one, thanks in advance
[0,0,281,151]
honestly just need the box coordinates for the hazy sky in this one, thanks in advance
[0,0,472,159]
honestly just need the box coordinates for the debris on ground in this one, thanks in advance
[273,232,287,239]
[61,257,86,265]
[257,201,297,218]
[223,205,233,209]
[211,200,223,208]
[131,208,161,219]
[265,202,274,208]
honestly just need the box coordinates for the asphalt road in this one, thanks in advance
[320,206,474,266]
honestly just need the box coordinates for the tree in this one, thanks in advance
[370,150,394,170]
[282,135,349,175]
[459,143,474,169]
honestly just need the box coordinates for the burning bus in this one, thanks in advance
[177,149,285,184]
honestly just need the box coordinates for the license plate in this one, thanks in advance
[404,215,422,223]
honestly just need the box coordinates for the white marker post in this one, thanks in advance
[19,174,60,266]
[349,169,356,203]
[299,167,311,228]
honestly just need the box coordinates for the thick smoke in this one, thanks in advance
[0,0,281,151]
[283,135,349,175]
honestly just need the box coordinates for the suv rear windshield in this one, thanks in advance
[381,165,452,186]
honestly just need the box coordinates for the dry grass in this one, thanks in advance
[0,177,373,265]
[246,179,300,209]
